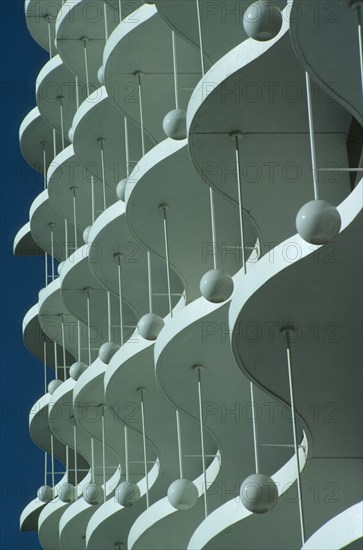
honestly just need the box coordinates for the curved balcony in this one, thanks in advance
[103,4,200,141]
[36,55,87,136]
[72,86,154,195]
[125,138,258,301]
[187,8,352,249]
[19,107,64,174]
[25,0,62,53]
[55,0,118,84]
[13,222,43,256]
[47,145,113,232]
[88,200,184,319]
[290,0,362,122]
[230,180,363,539]
[14,0,363,548]
[155,0,286,65]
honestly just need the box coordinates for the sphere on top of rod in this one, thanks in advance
[163,109,187,140]
[58,482,75,503]
[69,361,88,381]
[296,199,341,245]
[37,485,54,503]
[240,473,278,513]
[137,313,165,341]
[83,225,93,244]
[116,178,128,202]
[115,481,141,507]
[200,269,234,303]
[167,479,198,510]
[48,379,63,395]
[57,261,65,276]
[243,1,283,41]
[83,482,104,505]
[98,341,120,364]
[97,66,105,86]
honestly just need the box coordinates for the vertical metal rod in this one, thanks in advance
[61,317,67,380]
[117,259,124,346]
[249,382,259,474]
[64,218,68,260]
[196,368,208,518]
[75,76,80,110]
[118,0,122,22]
[72,188,78,250]
[209,188,217,270]
[43,339,47,395]
[284,330,306,545]
[77,320,81,362]
[87,290,92,365]
[305,72,319,200]
[137,74,145,156]
[175,410,183,478]
[171,31,180,109]
[91,176,95,224]
[147,252,153,313]
[42,142,47,190]
[234,136,247,274]
[124,117,130,177]
[195,0,205,76]
[52,128,57,158]
[107,291,112,341]
[91,437,95,483]
[358,7,363,108]
[139,390,149,508]
[45,252,48,287]
[162,207,173,317]
[47,17,53,59]
[44,452,47,486]
[50,434,55,497]
[124,426,129,481]
[53,341,58,379]
[101,408,106,503]
[59,97,65,150]
[100,140,107,210]
[83,38,90,97]
[50,226,55,281]
[66,445,69,483]
[73,423,78,488]
[103,1,109,40]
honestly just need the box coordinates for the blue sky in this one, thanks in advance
[1,2,49,548]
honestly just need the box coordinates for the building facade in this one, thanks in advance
[15,1,362,548]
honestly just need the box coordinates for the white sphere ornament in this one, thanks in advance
[167,479,198,510]
[83,482,103,505]
[38,288,45,299]
[240,473,278,514]
[296,199,341,245]
[48,379,63,395]
[58,482,75,503]
[57,261,65,276]
[69,361,88,381]
[243,1,283,41]
[97,65,105,86]
[162,109,187,140]
[137,313,165,341]
[37,485,53,503]
[115,481,141,507]
[83,225,92,244]
[116,178,128,201]
[98,341,120,364]
[68,127,74,142]
[200,269,234,303]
